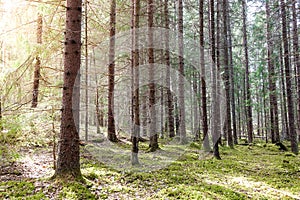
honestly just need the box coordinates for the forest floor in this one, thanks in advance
[1,132,300,200]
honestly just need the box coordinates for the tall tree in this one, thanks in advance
[292,0,300,139]
[199,0,210,151]
[242,0,253,144]
[223,0,233,148]
[84,0,89,141]
[164,0,175,138]
[226,0,237,145]
[31,14,43,108]
[211,0,221,159]
[280,0,298,154]
[178,0,187,144]
[108,0,117,142]
[55,0,82,178]
[148,0,158,151]
[131,0,140,165]
[266,0,280,143]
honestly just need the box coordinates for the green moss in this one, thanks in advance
[0,180,46,199]
[58,182,96,200]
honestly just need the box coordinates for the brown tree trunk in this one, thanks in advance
[280,0,298,154]
[108,0,117,142]
[227,0,237,145]
[200,0,210,151]
[212,0,221,159]
[84,0,89,141]
[164,0,175,138]
[55,0,82,178]
[223,0,233,148]
[131,0,140,165]
[242,0,253,144]
[280,44,289,139]
[32,14,43,108]
[292,0,300,142]
[266,0,280,143]
[0,96,2,130]
[178,0,187,144]
[148,0,158,151]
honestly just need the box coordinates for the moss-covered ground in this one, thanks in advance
[1,139,299,199]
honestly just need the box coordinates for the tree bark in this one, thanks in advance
[148,0,158,151]
[280,0,298,154]
[108,0,117,142]
[164,0,175,138]
[223,0,233,148]
[32,14,43,108]
[292,0,300,143]
[279,43,289,139]
[212,0,221,159]
[178,0,187,144]
[200,0,210,151]
[266,0,280,143]
[84,0,89,141]
[226,0,237,145]
[55,0,82,178]
[242,0,253,144]
[131,0,140,165]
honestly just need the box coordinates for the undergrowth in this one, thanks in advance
[1,115,299,199]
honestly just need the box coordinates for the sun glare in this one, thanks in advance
[1,0,24,12]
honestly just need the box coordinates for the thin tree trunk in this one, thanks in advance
[32,14,43,108]
[84,0,89,141]
[242,0,253,144]
[199,0,210,151]
[0,96,2,130]
[178,0,187,144]
[292,0,300,142]
[175,97,180,136]
[164,0,175,138]
[263,77,268,143]
[223,0,233,148]
[108,0,117,142]
[55,0,82,178]
[212,0,221,159]
[216,0,223,144]
[131,0,140,165]
[280,44,289,139]
[227,1,237,145]
[148,0,158,151]
[266,0,280,143]
[280,0,298,154]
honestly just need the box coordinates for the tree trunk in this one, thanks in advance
[131,0,140,165]
[226,1,237,145]
[0,96,2,130]
[292,0,300,142]
[199,0,210,151]
[266,0,280,143]
[108,0,117,142]
[280,44,289,139]
[178,0,187,144]
[31,14,43,108]
[164,0,175,138]
[84,0,89,141]
[223,0,233,148]
[242,0,253,144]
[55,0,82,178]
[212,0,221,159]
[148,0,158,151]
[280,0,298,154]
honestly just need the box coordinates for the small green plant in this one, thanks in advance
[0,117,21,144]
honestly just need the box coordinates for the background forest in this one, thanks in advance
[0,0,300,199]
